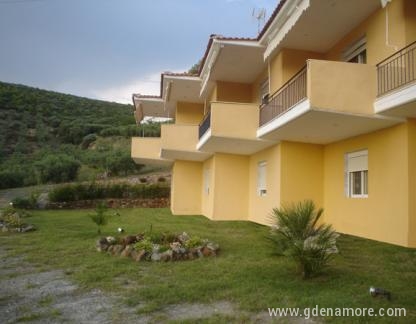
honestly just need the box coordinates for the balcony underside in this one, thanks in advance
[132,156,172,166]
[257,100,404,144]
[197,129,273,155]
[160,148,211,162]
[374,82,416,118]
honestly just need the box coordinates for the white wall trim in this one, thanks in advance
[196,128,212,151]
[257,98,310,138]
[374,82,416,113]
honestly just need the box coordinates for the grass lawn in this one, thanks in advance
[1,208,415,323]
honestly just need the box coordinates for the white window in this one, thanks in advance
[345,150,368,198]
[343,36,367,64]
[204,168,210,195]
[257,161,267,196]
[260,78,269,105]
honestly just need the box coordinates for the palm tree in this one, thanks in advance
[270,200,339,279]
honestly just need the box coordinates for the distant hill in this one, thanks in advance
[0,81,161,189]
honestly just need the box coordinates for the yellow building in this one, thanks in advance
[131,0,416,248]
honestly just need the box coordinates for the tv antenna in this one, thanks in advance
[252,8,266,33]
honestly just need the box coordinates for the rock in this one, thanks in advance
[134,249,146,262]
[178,232,189,243]
[106,236,117,244]
[170,242,181,253]
[201,246,215,257]
[96,237,109,252]
[135,233,145,242]
[2,226,9,232]
[120,245,133,258]
[160,250,173,262]
[152,244,160,254]
[151,252,161,262]
[121,235,137,246]
[206,242,219,252]
[112,244,124,256]
[37,193,49,209]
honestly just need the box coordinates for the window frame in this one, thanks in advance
[345,150,368,199]
[257,161,267,197]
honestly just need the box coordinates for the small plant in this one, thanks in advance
[270,200,339,279]
[134,238,153,253]
[89,202,110,234]
[184,235,203,249]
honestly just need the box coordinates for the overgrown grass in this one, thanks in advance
[1,208,415,323]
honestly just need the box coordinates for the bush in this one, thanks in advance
[34,153,80,183]
[270,200,339,279]
[0,170,25,189]
[11,194,38,209]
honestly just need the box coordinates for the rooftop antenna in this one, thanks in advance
[252,8,266,34]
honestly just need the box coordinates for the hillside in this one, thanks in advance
[0,81,161,189]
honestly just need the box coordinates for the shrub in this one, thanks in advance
[11,195,37,209]
[89,202,109,234]
[49,182,170,202]
[0,170,25,189]
[270,200,339,279]
[134,238,153,254]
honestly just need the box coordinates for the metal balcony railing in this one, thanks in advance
[198,110,211,139]
[377,41,416,96]
[259,66,307,126]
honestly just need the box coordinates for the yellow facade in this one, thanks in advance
[175,102,204,125]
[132,0,416,247]
[171,160,202,215]
[323,123,412,247]
[248,145,281,225]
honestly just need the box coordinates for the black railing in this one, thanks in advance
[199,111,211,139]
[259,66,307,126]
[377,41,416,96]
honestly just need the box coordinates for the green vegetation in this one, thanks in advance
[270,200,339,279]
[48,182,170,202]
[88,202,110,234]
[0,81,163,189]
[1,208,415,323]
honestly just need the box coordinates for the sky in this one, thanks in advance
[0,0,278,104]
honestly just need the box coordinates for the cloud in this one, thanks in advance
[90,73,162,104]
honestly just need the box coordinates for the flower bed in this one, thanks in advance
[96,232,219,262]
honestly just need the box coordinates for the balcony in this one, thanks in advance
[131,137,172,166]
[374,41,416,118]
[160,124,211,161]
[197,102,272,155]
[257,59,402,144]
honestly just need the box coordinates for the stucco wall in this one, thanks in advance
[216,81,253,103]
[248,144,281,225]
[325,0,407,65]
[323,123,410,247]
[280,141,324,209]
[171,160,202,215]
[408,119,416,247]
[212,153,249,220]
[175,102,204,125]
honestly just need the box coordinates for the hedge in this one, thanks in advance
[49,182,170,202]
